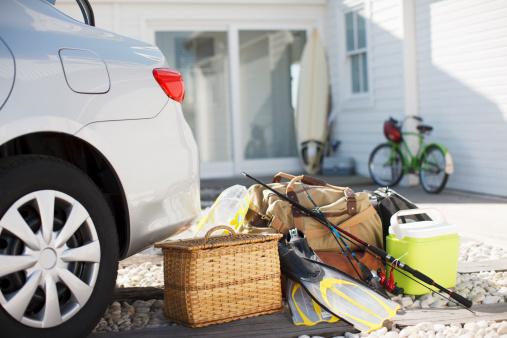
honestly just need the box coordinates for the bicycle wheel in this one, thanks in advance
[368,143,404,187]
[419,145,449,193]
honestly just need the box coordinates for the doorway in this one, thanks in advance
[155,27,307,178]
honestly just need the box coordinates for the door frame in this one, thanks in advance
[145,19,319,178]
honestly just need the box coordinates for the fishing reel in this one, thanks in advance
[377,267,404,295]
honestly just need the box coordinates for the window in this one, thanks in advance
[345,9,368,94]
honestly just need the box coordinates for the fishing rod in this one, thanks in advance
[300,183,387,294]
[242,172,473,309]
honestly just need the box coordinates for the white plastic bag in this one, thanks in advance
[192,185,250,237]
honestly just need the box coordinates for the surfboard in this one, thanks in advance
[295,29,329,174]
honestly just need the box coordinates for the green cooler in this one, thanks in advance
[386,209,459,295]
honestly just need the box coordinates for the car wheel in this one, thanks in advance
[0,155,118,338]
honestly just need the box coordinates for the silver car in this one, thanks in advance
[0,0,200,336]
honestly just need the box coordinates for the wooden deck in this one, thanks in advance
[458,259,507,273]
[89,302,507,338]
[101,256,507,337]
[89,312,352,338]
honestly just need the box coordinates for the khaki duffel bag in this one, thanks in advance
[243,172,383,252]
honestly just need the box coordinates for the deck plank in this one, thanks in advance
[393,303,507,327]
[458,259,507,273]
[91,302,507,338]
[113,287,163,302]
[88,312,353,338]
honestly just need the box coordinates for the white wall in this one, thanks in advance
[415,0,507,196]
[327,0,405,175]
[56,0,326,43]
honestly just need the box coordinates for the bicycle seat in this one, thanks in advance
[417,124,433,134]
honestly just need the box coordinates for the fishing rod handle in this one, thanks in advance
[367,245,472,308]
[404,265,473,308]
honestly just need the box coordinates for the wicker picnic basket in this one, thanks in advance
[154,225,283,327]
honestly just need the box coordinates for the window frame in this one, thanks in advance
[345,8,369,95]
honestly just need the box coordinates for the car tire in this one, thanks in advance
[0,155,118,338]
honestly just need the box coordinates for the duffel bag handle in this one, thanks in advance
[272,172,327,186]
[204,225,236,243]
[285,176,358,216]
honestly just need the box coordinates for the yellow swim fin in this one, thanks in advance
[286,278,339,326]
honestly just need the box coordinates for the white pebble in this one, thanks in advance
[384,333,399,338]
[484,295,501,304]
[433,324,446,332]
[344,333,359,338]
[415,322,433,331]
[498,322,507,335]
[401,296,413,308]
[399,326,416,338]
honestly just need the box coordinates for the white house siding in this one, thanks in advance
[327,0,406,176]
[415,0,507,196]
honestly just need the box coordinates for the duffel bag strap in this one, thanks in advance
[273,172,327,186]
[286,175,303,217]
[303,206,377,239]
[338,205,375,229]
[344,188,358,216]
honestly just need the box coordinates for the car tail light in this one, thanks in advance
[153,68,185,103]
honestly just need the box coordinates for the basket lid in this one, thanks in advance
[154,225,283,251]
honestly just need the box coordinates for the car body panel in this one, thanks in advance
[0,0,167,124]
[0,38,15,110]
[59,48,110,94]
[0,0,201,257]
[76,101,200,256]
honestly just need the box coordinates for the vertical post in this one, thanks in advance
[401,0,419,186]
[228,26,242,174]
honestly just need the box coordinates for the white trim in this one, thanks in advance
[401,0,420,186]
[200,162,235,179]
[338,0,374,110]
[402,0,419,118]
[64,0,326,4]
[228,26,242,175]
[346,48,367,56]
[237,158,302,176]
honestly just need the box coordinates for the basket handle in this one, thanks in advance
[204,225,236,243]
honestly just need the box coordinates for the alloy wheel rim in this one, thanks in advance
[0,190,100,328]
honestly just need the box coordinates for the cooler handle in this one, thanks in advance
[389,208,445,238]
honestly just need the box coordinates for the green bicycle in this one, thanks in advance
[368,116,454,193]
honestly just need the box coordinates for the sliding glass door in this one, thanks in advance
[156,31,233,175]
[239,30,306,161]
[155,28,307,177]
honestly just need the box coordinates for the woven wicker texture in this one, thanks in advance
[155,226,283,327]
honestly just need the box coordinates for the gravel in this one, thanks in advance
[459,241,507,262]
[299,320,507,338]
[94,299,173,333]
[94,241,507,333]
[116,261,163,288]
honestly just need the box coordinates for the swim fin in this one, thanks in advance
[286,278,340,326]
[279,241,400,333]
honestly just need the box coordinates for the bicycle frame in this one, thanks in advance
[389,131,424,174]
[387,132,451,175]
